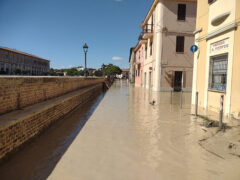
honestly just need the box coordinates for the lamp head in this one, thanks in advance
[83,43,88,53]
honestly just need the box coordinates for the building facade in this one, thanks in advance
[135,0,196,91]
[129,47,135,84]
[0,47,50,75]
[192,0,240,118]
[134,42,145,87]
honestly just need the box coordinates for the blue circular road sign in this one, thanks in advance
[190,45,198,53]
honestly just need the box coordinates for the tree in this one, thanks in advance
[104,65,122,76]
[89,72,94,76]
[94,70,103,77]
[13,68,21,75]
[49,68,57,76]
[22,69,30,75]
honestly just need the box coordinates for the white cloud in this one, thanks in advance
[112,56,123,61]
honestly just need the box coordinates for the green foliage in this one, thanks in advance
[12,68,21,75]
[64,68,83,76]
[49,68,57,76]
[22,69,30,75]
[94,70,103,77]
[104,65,122,75]
[89,72,94,76]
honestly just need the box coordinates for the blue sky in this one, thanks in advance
[0,0,152,69]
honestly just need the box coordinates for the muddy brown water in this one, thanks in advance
[1,80,240,180]
[0,92,106,180]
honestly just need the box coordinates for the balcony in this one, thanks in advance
[141,24,154,39]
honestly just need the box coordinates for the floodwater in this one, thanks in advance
[1,80,240,180]
[49,80,240,180]
[0,92,106,180]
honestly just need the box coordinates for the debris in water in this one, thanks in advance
[228,143,236,149]
[149,100,156,105]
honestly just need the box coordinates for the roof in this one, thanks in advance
[122,69,129,72]
[0,46,50,62]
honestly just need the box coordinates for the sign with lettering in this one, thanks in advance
[211,39,229,53]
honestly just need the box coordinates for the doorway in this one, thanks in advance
[174,71,183,92]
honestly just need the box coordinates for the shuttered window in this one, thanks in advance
[150,41,153,56]
[176,36,185,53]
[178,4,186,20]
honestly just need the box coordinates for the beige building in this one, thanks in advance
[0,46,50,75]
[138,0,196,91]
[192,0,240,118]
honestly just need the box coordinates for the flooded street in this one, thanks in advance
[0,92,106,180]
[1,80,240,180]
[49,80,240,180]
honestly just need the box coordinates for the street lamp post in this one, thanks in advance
[83,43,89,77]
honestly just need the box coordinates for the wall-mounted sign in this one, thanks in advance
[211,39,229,53]
[190,45,198,53]
[149,67,153,70]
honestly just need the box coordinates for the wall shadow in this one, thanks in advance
[0,91,106,180]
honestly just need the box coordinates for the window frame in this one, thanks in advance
[176,36,185,53]
[177,4,186,21]
[208,54,228,92]
[150,41,153,56]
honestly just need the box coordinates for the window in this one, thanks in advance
[178,4,186,20]
[176,36,185,52]
[208,0,216,4]
[209,54,228,92]
[150,41,153,56]
[145,46,147,59]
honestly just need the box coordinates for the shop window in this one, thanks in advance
[176,36,185,52]
[178,4,186,20]
[209,54,228,92]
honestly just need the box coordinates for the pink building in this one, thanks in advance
[134,41,146,87]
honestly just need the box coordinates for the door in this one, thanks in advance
[174,71,183,92]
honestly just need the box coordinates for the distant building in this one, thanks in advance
[0,46,50,75]
[129,47,135,84]
[121,69,129,79]
[72,66,84,71]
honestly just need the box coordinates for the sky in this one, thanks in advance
[0,0,152,69]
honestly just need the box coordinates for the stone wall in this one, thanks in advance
[0,77,105,115]
[0,83,104,161]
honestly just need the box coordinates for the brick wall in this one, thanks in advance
[0,84,103,161]
[0,77,105,115]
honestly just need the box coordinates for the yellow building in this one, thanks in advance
[192,0,240,118]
